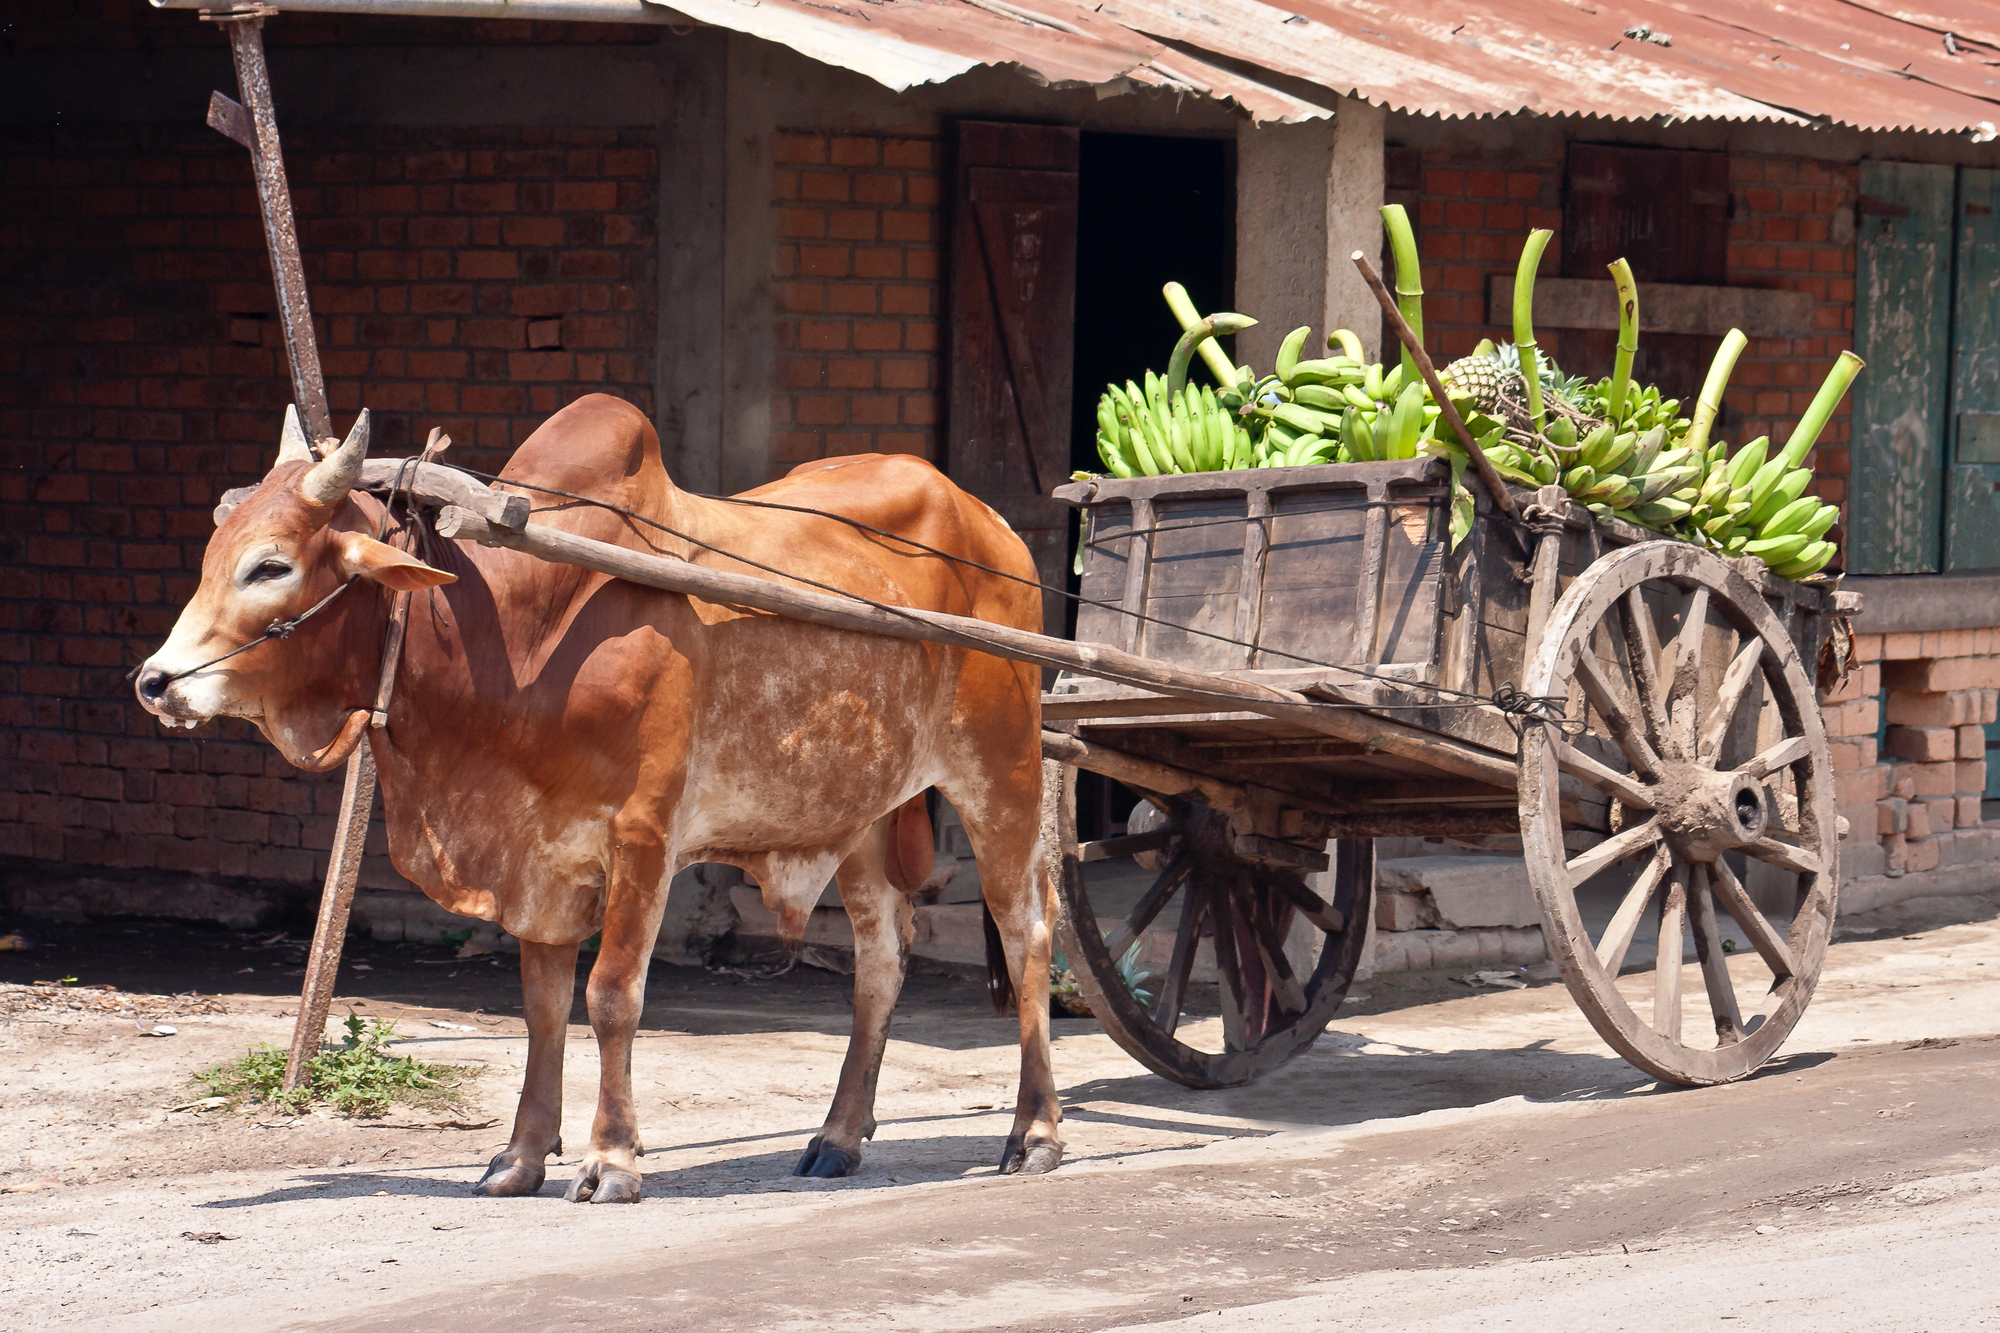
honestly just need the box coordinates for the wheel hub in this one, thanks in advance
[1649,763,1767,862]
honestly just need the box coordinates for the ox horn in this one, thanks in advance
[275,404,315,466]
[299,409,371,509]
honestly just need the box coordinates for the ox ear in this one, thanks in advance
[330,530,457,591]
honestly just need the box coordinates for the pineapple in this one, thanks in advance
[1440,352,1513,415]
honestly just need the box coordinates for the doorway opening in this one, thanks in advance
[1067,131,1234,841]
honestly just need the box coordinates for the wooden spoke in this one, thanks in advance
[1688,865,1745,1046]
[1697,639,1766,766]
[1077,826,1177,863]
[1103,849,1190,960]
[1742,734,1811,782]
[1555,738,1655,811]
[1666,587,1710,760]
[1707,855,1799,979]
[1210,885,1250,1052]
[1572,646,1664,780]
[1244,894,1309,1016]
[1745,836,1821,876]
[1270,875,1345,934]
[1565,818,1665,891]
[1620,588,1674,757]
[1653,862,1688,1041]
[1596,843,1671,975]
[1150,881,1208,1037]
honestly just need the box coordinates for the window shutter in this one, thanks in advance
[1852,160,1956,575]
[1944,168,2000,571]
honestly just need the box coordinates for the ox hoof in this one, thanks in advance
[794,1135,862,1178]
[563,1161,642,1204]
[998,1135,1063,1176]
[474,1152,548,1197]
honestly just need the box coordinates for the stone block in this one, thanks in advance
[1375,886,1439,932]
[1983,690,1999,725]
[1884,725,1956,762]
[1374,855,1539,929]
[1850,632,1882,663]
[1956,759,1986,794]
[1883,691,1973,727]
[1923,796,1955,834]
[1876,798,1905,835]
[1958,725,1987,759]
[1905,801,1931,840]
[1880,631,1923,660]
[1820,697,1879,738]
[1906,761,1957,797]
[1904,837,1941,873]
[1369,925,1546,974]
[1843,839,1887,881]
[1881,657,2000,693]
[1958,796,1985,829]
[1836,767,1886,808]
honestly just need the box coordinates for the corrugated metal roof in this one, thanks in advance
[648,0,2000,130]
[150,0,2000,131]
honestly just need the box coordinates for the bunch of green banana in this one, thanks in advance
[1096,371,1253,478]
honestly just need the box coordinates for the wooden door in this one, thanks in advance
[1852,160,1957,575]
[946,121,1079,636]
[1561,144,1730,401]
[1945,168,2000,572]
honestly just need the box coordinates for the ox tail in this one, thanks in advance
[983,905,1016,1015]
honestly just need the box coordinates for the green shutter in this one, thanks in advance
[1851,161,1956,574]
[1944,168,2000,571]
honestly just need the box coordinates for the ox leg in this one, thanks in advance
[566,833,672,1205]
[950,770,1063,1176]
[796,820,913,1179]
[476,938,579,1197]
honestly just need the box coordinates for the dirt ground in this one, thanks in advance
[2,890,1997,1332]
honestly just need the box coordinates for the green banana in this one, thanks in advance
[1801,503,1839,541]
[1746,532,1812,564]
[1275,326,1311,384]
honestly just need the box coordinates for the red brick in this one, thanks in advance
[882,139,933,170]
[774,133,828,165]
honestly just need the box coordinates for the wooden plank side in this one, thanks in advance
[946,121,1080,634]
[1945,168,2000,572]
[1852,160,1956,575]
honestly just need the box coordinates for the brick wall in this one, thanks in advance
[770,130,946,479]
[1410,148,1856,509]
[0,121,656,889]
[1823,629,1999,882]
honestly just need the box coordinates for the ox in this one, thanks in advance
[134,393,1062,1200]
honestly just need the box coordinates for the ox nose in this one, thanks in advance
[135,667,172,704]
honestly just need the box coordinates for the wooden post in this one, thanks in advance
[202,7,371,1093]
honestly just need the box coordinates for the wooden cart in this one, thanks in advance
[1041,456,1857,1090]
[435,447,1856,1094]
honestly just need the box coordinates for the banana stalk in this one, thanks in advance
[1162,282,1244,386]
[1777,350,1866,469]
[1513,229,1554,429]
[1167,313,1258,396]
[1606,258,1638,422]
[1379,204,1425,387]
[1686,329,1749,456]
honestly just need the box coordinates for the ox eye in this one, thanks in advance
[246,560,292,584]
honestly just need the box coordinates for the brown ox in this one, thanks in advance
[134,393,1061,1200]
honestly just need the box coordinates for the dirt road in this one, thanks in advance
[2,890,1996,1332]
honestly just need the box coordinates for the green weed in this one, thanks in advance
[196,1012,467,1118]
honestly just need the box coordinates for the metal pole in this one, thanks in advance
[203,5,374,1092]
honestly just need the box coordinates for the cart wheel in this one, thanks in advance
[1519,541,1837,1086]
[1052,765,1373,1089]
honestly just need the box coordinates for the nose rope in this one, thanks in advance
[127,574,361,686]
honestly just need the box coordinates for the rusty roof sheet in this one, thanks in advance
[647,0,2000,130]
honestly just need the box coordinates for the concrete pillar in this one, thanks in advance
[1234,98,1386,373]
[655,30,727,494]
[1326,96,1387,363]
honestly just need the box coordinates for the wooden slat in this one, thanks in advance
[1596,843,1670,975]
[1707,855,1798,979]
[1572,645,1664,780]
[1688,866,1745,1045]
[1565,819,1664,891]
[1697,638,1765,764]
[1745,836,1822,876]
[1653,864,1688,1042]
[1076,827,1176,863]
[1743,734,1811,781]
[1555,739,1654,811]
[1104,851,1190,960]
